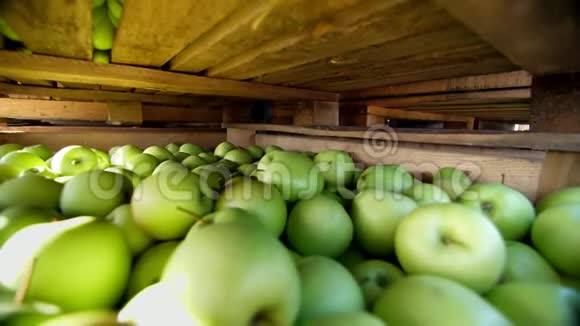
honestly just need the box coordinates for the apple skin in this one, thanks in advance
[124,153,159,178]
[193,164,231,198]
[351,260,404,309]
[181,155,208,170]
[165,143,181,154]
[536,186,580,213]
[313,150,355,190]
[350,190,417,257]
[487,282,580,326]
[110,144,141,167]
[214,142,237,158]
[22,144,54,161]
[287,194,353,258]
[560,275,580,290]
[143,145,175,162]
[296,256,365,322]
[257,151,324,202]
[60,170,128,218]
[0,216,132,311]
[237,163,257,177]
[39,310,120,326]
[91,148,111,170]
[405,181,451,205]
[433,167,472,200]
[131,171,213,240]
[0,151,48,178]
[503,241,560,284]
[173,152,190,162]
[0,163,20,182]
[125,241,179,299]
[356,165,414,194]
[215,177,287,237]
[51,145,99,176]
[198,152,219,163]
[104,166,141,194]
[106,204,154,256]
[246,145,265,160]
[191,207,264,232]
[224,148,253,165]
[459,183,535,241]
[0,175,63,210]
[151,160,188,176]
[395,203,506,293]
[0,143,23,159]
[298,312,385,326]
[374,275,510,326]
[162,223,301,325]
[531,204,580,278]
[179,143,204,156]
[0,206,60,247]
[108,145,120,158]
[337,247,366,271]
[265,145,283,154]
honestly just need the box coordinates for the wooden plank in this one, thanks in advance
[223,123,580,152]
[0,127,226,150]
[227,128,256,148]
[255,133,545,199]
[537,151,580,199]
[0,51,338,101]
[107,102,143,125]
[0,98,107,121]
[294,101,339,126]
[0,0,92,59]
[368,106,475,124]
[530,73,580,132]
[112,0,243,67]
[436,0,580,75]
[142,105,223,123]
[342,71,531,99]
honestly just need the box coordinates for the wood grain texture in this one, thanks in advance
[0,0,92,59]
[530,73,580,132]
[436,0,580,75]
[538,151,580,199]
[368,106,475,124]
[112,0,242,67]
[107,101,143,125]
[255,133,545,199]
[0,51,337,101]
[227,128,256,147]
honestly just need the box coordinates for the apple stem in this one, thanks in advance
[14,257,36,305]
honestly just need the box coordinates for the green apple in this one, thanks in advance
[459,183,535,241]
[106,204,153,256]
[60,170,128,218]
[162,223,301,325]
[537,187,580,213]
[433,167,472,200]
[107,0,122,27]
[0,144,22,159]
[237,163,257,176]
[54,176,74,184]
[299,312,385,326]
[320,188,350,207]
[21,144,53,161]
[198,152,219,163]
[0,163,20,183]
[532,205,580,277]
[125,241,179,299]
[173,152,190,162]
[181,155,208,170]
[0,18,21,41]
[0,175,63,210]
[214,141,236,158]
[111,144,141,167]
[93,50,110,64]
[18,165,58,179]
[287,194,353,257]
[41,310,120,326]
[51,145,99,176]
[131,171,213,240]
[143,145,175,162]
[193,164,231,198]
[93,0,106,8]
[257,151,324,202]
[124,153,159,178]
[105,166,141,194]
[0,151,48,178]
[350,190,417,257]
[265,145,283,153]
[165,143,180,154]
[93,1,108,25]
[191,207,264,232]
[92,8,115,50]
[108,145,120,158]
[351,260,405,308]
[151,160,188,176]
[487,283,580,326]
[503,241,560,284]
[296,256,364,322]
[337,247,366,271]
[91,148,111,169]
[356,165,414,194]
[224,148,253,165]
[179,143,204,156]
[0,295,60,325]
[314,150,355,189]
[374,275,510,325]
[395,203,506,293]
[405,181,451,205]
[560,275,580,290]
[0,216,131,311]
[216,158,239,171]
[216,177,287,237]
[0,207,60,247]
[246,145,265,160]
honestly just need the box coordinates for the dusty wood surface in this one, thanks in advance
[538,151,580,199]
[367,106,475,124]
[530,73,580,132]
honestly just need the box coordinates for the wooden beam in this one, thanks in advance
[530,73,580,132]
[107,102,143,126]
[342,71,531,99]
[227,128,256,147]
[538,151,580,199]
[294,101,339,126]
[436,0,580,75]
[0,51,338,101]
[368,106,475,125]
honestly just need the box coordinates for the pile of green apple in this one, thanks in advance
[0,140,579,326]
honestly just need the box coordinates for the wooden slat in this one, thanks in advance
[342,71,531,99]
[368,106,475,124]
[227,128,256,148]
[255,133,545,199]
[538,151,580,198]
[530,74,580,132]
[223,123,580,152]
[436,0,580,75]
[107,102,143,125]
[0,0,92,59]
[0,51,337,101]
[142,105,223,123]
[112,0,243,67]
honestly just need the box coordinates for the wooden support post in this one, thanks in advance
[226,128,256,147]
[530,73,580,132]
[366,114,384,127]
[538,151,580,199]
[107,102,143,126]
[293,101,339,126]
